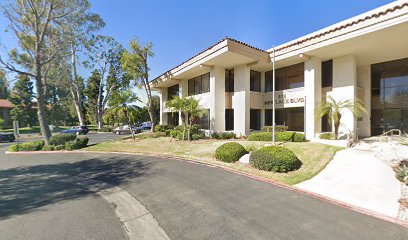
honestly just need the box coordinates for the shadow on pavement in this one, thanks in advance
[0,156,157,220]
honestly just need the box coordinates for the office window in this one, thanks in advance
[167,84,179,100]
[322,60,333,88]
[265,71,273,92]
[225,109,234,130]
[266,63,305,91]
[225,69,234,92]
[167,112,179,127]
[265,109,273,126]
[250,70,261,92]
[250,109,261,130]
[190,109,210,130]
[188,72,210,96]
[286,63,304,89]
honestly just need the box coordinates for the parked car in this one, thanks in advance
[112,125,141,135]
[60,126,89,135]
[138,122,152,130]
[0,133,15,142]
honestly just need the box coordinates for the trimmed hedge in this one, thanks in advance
[261,125,288,132]
[250,146,302,172]
[247,132,306,142]
[215,142,248,163]
[169,124,203,140]
[212,132,236,140]
[8,141,45,152]
[64,141,82,151]
[42,145,55,151]
[50,133,76,145]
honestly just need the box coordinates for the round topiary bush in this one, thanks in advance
[215,142,248,163]
[250,146,301,172]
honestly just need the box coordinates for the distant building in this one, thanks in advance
[0,99,14,124]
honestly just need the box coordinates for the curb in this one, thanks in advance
[6,149,408,228]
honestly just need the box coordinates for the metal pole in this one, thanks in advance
[272,46,276,144]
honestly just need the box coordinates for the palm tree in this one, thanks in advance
[316,96,366,139]
[166,96,188,140]
[109,89,141,124]
[185,98,206,141]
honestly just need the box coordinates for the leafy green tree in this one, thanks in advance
[84,70,102,124]
[0,69,9,99]
[63,2,105,126]
[121,38,155,132]
[316,96,366,139]
[85,35,124,129]
[8,74,36,127]
[0,0,91,145]
[108,89,140,124]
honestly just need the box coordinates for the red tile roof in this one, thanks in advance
[0,99,14,109]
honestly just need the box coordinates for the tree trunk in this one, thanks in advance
[334,113,341,140]
[70,47,85,126]
[35,75,51,145]
[147,99,155,132]
[97,107,104,129]
[73,100,85,126]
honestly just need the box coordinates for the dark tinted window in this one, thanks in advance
[250,109,261,130]
[168,84,179,99]
[250,71,261,92]
[188,72,210,96]
[225,109,234,130]
[225,69,234,92]
[322,60,333,88]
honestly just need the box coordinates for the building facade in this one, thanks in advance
[151,1,408,140]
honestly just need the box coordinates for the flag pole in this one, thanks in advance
[272,46,276,144]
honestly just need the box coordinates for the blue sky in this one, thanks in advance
[0,0,395,103]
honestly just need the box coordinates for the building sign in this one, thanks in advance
[264,88,305,108]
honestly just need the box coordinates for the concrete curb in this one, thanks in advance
[7,149,408,228]
[71,178,170,240]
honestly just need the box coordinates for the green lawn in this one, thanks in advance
[84,132,343,185]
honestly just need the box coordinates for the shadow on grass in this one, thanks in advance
[0,156,157,220]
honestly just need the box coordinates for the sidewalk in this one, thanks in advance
[296,140,402,218]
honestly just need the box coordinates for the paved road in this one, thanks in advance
[0,147,407,239]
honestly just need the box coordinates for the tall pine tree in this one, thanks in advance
[8,74,36,127]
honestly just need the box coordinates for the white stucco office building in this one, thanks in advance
[151,1,408,140]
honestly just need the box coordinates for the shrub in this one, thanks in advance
[98,126,112,132]
[319,132,335,140]
[247,132,306,142]
[50,133,76,146]
[261,125,288,132]
[64,141,82,151]
[191,133,205,140]
[42,145,55,151]
[77,137,89,148]
[165,129,172,136]
[250,146,302,172]
[54,145,65,150]
[189,124,201,134]
[215,142,248,163]
[8,144,19,152]
[155,124,172,132]
[212,132,236,140]
[394,160,408,184]
[245,144,258,152]
[8,141,45,152]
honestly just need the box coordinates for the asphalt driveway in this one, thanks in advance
[1,149,407,240]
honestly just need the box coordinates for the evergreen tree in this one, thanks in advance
[0,69,9,99]
[84,70,102,124]
[8,74,36,127]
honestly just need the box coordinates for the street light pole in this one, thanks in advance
[272,46,276,144]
